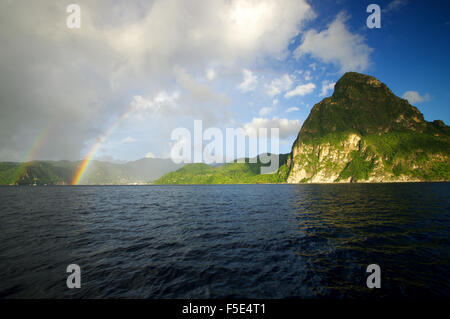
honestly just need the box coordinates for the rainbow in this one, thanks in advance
[11,125,54,184]
[71,107,136,185]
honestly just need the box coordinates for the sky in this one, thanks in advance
[0,0,449,163]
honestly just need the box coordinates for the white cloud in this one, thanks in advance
[402,91,431,104]
[303,70,312,81]
[294,13,373,72]
[383,0,408,13]
[266,74,293,96]
[121,137,137,144]
[242,117,301,139]
[259,107,273,117]
[319,81,336,97]
[145,152,156,158]
[285,83,316,98]
[206,68,216,80]
[130,82,229,126]
[175,67,229,107]
[238,69,258,92]
[258,99,278,116]
[285,107,299,113]
[106,0,315,71]
[0,0,316,161]
[130,91,180,114]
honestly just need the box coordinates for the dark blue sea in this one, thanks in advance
[0,183,449,298]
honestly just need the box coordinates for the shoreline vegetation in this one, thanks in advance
[2,180,450,186]
[1,73,449,186]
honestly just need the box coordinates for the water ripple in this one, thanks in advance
[0,183,449,298]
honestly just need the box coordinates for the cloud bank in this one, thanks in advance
[294,13,373,72]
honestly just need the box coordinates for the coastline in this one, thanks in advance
[3,180,449,186]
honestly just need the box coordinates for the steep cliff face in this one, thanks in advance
[287,72,450,183]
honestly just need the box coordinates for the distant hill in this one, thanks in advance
[154,154,290,184]
[0,158,183,185]
[286,72,450,183]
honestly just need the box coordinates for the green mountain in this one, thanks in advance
[0,158,183,185]
[286,72,450,183]
[157,72,449,184]
[154,154,290,184]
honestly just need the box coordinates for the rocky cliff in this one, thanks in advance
[287,72,450,183]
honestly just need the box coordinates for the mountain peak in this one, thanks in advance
[337,71,382,84]
[295,72,439,142]
[333,72,387,95]
[331,72,394,100]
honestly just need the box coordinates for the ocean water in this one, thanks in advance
[0,183,449,298]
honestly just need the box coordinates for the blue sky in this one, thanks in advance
[0,0,449,162]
